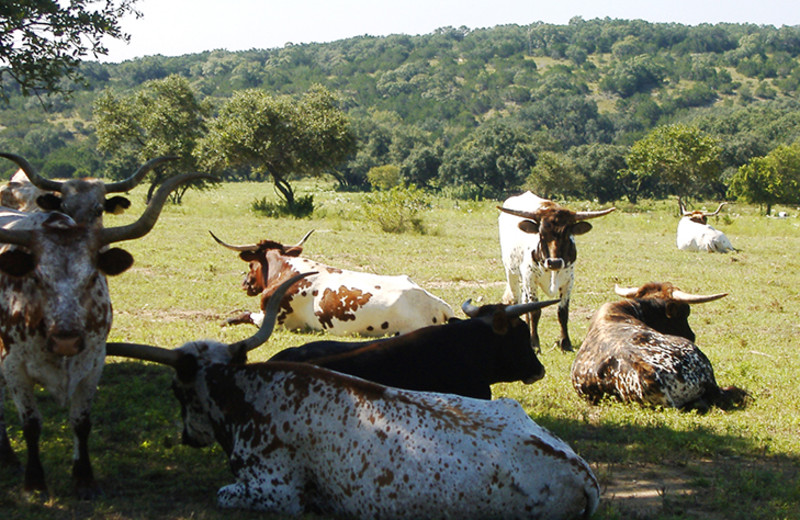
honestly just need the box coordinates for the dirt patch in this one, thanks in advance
[115,308,225,323]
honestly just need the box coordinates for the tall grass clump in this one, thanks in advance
[251,194,314,218]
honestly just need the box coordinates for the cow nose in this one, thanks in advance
[544,258,564,270]
[49,333,84,357]
[523,365,546,384]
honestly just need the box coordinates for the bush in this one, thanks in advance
[251,194,315,218]
[362,184,429,233]
[367,164,402,191]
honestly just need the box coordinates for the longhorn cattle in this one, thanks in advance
[676,198,735,253]
[0,153,177,226]
[498,191,615,352]
[0,171,208,498]
[211,230,455,336]
[571,282,748,411]
[268,298,559,399]
[106,274,600,519]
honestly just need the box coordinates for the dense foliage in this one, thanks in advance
[2,18,800,209]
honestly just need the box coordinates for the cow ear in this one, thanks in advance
[240,251,259,262]
[0,249,36,277]
[98,248,134,276]
[36,193,63,211]
[491,311,510,335]
[284,246,304,257]
[517,220,539,234]
[105,196,131,215]
[571,222,593,235]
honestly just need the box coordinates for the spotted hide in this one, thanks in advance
[676,198,735,253]
[106,275,600,520]
[498,192,614,351]
[571,282,748,411]
[0,170,208,498]
[211,230,454,336]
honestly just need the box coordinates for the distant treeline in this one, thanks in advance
[2,18,800,207]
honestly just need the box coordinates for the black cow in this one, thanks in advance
[269,298,559,399]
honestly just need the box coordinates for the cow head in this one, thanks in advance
[106,272,314,447]
[210,230,314,296]
[678,197,727,226]
[498,202,614,271]
[1,153,178,226]
[0,172,213,357]
[613,282,728,343]
[461,298,558,384]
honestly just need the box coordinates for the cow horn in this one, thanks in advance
[100,173,216,245]
[228,271,317,357]
[614,285,640,298]
[293,229,314,248]
[103,156,180,193]
[702,202,728,218]
[461,299,480,317]
[504,299,560,318]
[208,231,260,252]
[670,290,728,304]
[0,153,178,193]
[0,222,34,248]
[678,197,691,216]
[105,341,183,367]
[497,206,541,221]
[574,207,616,220]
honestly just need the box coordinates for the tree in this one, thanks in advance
[93,74,210,201]
[525,151,583,200]
[439,121,536,198]
[623,124,722,201]
[196,85,355,211]
[1,0,141,102]
[728,141,800,214]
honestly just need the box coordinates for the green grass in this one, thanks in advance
[2,180,800,519]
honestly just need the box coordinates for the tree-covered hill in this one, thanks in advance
[2,18,800,206]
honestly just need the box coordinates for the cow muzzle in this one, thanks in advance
[48,333,84,357]
[523,366,546,384]
[543,258,565,271]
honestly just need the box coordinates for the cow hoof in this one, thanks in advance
[558,340,573,352]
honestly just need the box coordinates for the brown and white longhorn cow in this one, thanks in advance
[0,152,177,226]
[211,230,454,337]
[571,282,748,411]
[106,274,600,519]
[498,191,615,352]
[676,198,735,253]
[0,170,207,498]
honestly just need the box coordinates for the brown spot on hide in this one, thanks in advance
[314,286,372,329]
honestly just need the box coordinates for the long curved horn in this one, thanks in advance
[208,230,260,252]
[293,230,314,248]
[461,299,480,317]
[103,156,179,193]
[671,289,728,304]
[0,223,34,248]
[228,272,317,358]
[504,299,560,318]
[678,196,691,216]
[614,285,640,298]
[702,202,728,218]
[0,153,61,192]
[574,207,616,220]
[100,173,217,245]
[105,342,182,367]
[497,206,541,220]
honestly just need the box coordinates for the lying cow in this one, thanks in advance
[211,230,454,336]
[106,274,600,519]
[498,191,615,351]
[269,298,559,399]
[571,282,748,411]
[677,198,735,253]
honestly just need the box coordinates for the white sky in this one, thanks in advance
[100,0,800,63]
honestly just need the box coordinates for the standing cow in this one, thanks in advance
[0,171,208,498]
[268,298,559,399]
[676,198,735,253]
[211,230,454,336]
[571,282,748,411]
[498,191,615,352]
[1,152,177,226]
[106,274,600,519]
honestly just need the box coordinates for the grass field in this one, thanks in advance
[2,180,799,519]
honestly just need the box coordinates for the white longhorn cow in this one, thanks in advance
[676,198,735,253]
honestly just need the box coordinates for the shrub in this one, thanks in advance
[362,184,430,233]
[251,194,315,218]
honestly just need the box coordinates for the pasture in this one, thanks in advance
[1,180,799,519]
